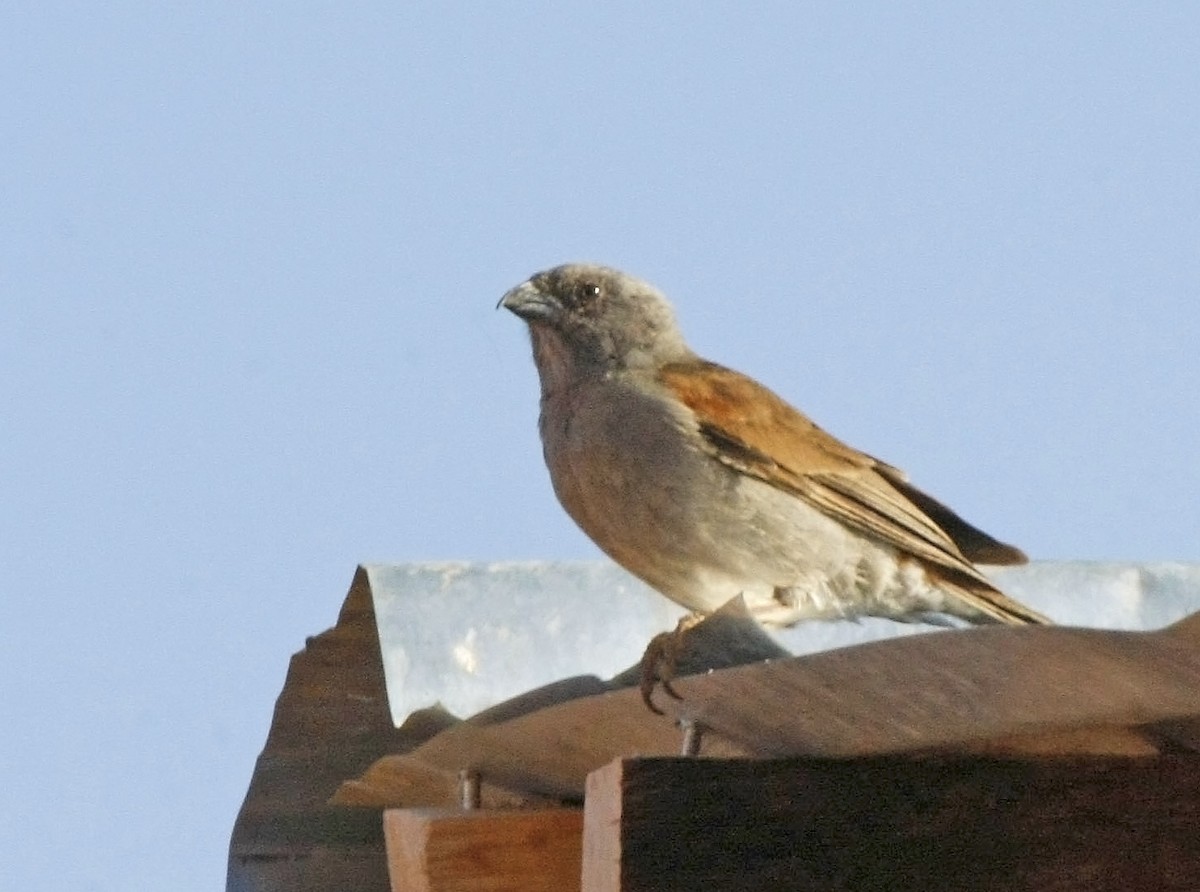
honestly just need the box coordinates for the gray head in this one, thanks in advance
[500,264,694,384]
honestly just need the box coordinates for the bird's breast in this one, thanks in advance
[538,379,716,581]
[536,377,921,619]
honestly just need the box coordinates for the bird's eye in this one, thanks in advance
[578,282,601,301]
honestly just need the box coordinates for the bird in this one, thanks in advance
[500,262,1050,708]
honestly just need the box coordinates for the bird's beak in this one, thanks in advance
[499,280,559,323]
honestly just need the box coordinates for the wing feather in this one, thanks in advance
[659,360,1046,624]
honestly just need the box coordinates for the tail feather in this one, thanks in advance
[933,569,1052,626]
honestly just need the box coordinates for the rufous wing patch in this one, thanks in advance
[657,360,1043,623]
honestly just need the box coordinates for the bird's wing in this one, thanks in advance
[872,464,1027,566]
[658,360,1043,623]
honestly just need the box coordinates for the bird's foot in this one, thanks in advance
[639,613,705,714]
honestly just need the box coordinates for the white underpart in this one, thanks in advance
[677,475,954,626]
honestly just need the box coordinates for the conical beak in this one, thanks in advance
[499,280,560,323]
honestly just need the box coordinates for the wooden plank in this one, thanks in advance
[656,619,1200,758]
[387,616,1200,802]
[397,689,753,801]
[331,751,555,810]
[383,807,583,892]
[582,754,1200,892]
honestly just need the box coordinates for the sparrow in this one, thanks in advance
[501,263,1050,704]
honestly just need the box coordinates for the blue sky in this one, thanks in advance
[3,4,1198,890]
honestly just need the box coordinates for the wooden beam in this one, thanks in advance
[384,807,583,892]
[582,754,1200,892]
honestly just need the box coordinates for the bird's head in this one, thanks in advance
[500,263,693,384]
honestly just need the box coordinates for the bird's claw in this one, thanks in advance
[638,615,702,714]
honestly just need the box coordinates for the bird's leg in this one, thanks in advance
[639,612,705,714]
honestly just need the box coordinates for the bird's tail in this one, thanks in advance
[936,569,1053,626]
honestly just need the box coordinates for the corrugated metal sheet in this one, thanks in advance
[366,561,1200,726]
